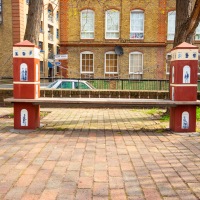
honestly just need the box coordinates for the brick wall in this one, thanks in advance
[0,0,25,78]
[66,46,167,79]
[60,0,170,79]
[0,0,13,77]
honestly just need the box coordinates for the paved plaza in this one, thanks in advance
[0,107,200,200]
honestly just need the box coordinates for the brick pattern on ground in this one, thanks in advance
[0,108,200,200]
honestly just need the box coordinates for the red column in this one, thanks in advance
[13,40,40,129]
[169,42,198,132]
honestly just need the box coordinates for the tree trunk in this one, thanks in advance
[174,0,200,47]
[24,0,43,45]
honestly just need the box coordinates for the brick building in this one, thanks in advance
[0,0,59,78]
[59,0,200,79]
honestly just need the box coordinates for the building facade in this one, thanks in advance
[59,0,200,79]
[0,0,59,77]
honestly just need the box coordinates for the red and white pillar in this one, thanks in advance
[169,42,199,132]
[13,40,40,129]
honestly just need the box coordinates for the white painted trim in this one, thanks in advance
[14,82,40,84]
[170,84,197,87]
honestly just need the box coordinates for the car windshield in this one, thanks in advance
[47,80,59,88]
[74,82,90,89]
[86,82,96,89]
[57,81,73,89]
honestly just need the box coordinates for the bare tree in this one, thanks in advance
[174,0,200,47]
[24,0,43,45]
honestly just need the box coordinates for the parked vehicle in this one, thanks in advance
[46,79,96,89]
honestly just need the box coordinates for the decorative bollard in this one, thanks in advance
[169,42,199,132]
[13,40,40,129]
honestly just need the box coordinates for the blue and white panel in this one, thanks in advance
[20,63,28,81]
[183,65,191,83]
[13,47,40,59]
[171,49,198,61]
[182,111,189,129]
[21,109,28,126]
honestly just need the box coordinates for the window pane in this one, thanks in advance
[167,11,176,40]
[106,10,119,39]
[81,10,94,39]
[105,53,118,74]
[129,53,143,79]
[130,10,144,39]
[81,53,94,73]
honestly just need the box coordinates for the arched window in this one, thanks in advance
[167,11,176,40]
[129,52,143,79]
[105,10,120,39]
[80,51,94,75]
[81,9,94,39]
[130,10,144,39]
[105,51,118,77]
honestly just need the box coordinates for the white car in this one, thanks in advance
[46,79,95,89]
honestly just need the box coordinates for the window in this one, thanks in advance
[56,46,60,54]
[56,29,59,39]
[80,51,94,74]
[56,11,59,21]
[48,25,53,41]
[48,5,53,23]
[40,21,43,33]
[38,41,43,50]
[81,9,94,39]
[75,82,90,89]
[195,24,200,40]
[129,52,143,79]
[167,11,176,40]
[166,53,171,75]
[130,10,144,39]
[105,51,118,76]
[0,0,2,24]
[58,81,73,89]
[40,61,44,74]
[105,10,120,39]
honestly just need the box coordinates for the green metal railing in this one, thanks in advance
[2,77,200,91]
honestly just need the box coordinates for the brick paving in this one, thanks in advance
[0,107,199,200]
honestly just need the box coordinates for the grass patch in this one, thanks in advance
[146,108,162,115]
[159,107,200,122]
[160,114,170,121]
[196,107,200,121]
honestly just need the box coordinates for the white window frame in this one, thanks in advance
[130,9,144,39]
[104,51,118,74]
[129,52,143,78]
[105,10,120,39]
[167,11,176,40]
[195,23,200,41]
[80,51,94,74]
[81,9,94,39]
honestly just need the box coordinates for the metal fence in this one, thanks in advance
[1,77,200,91]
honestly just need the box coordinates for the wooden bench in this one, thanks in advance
[4,97,200,108]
